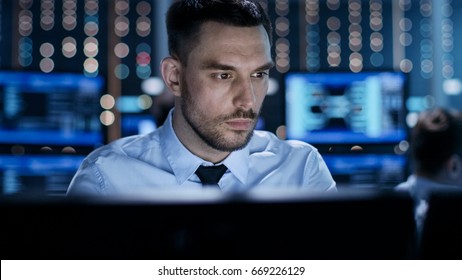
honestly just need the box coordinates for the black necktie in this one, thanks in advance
[195,164,228,186]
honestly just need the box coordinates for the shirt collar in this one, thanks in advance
[223,145,249,184]
[160,109,250,185]
[160,110,203,184]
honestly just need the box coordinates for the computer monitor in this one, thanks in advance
[419,189,462,259]
[0,189,416,259]
[0,154,84,196]
[322,153,408,188]
[284,71,408,145]
[0,70,105,153]
[283,71,409,187]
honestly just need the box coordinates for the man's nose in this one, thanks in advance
[233,77,256,110]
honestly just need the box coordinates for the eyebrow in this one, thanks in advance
[255,61,275,72]
[200,60,275,72]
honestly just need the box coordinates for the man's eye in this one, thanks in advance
[252,72,269,78]
[216,73,232,79]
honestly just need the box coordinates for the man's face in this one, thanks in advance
[178,21,273,152]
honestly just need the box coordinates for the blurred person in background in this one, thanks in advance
[396,107,462,229]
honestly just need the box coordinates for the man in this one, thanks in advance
[67,0,336,196]
[396,107,462,228]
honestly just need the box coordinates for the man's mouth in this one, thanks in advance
[225,119,254,130]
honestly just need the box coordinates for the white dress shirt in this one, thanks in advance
[67,110,336,197]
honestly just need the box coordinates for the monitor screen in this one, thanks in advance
[322,154,408,188]
[0,71,105,150]
[284,71,408,145]
[0,154,84,196]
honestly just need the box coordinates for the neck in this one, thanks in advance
[172,109,230,164]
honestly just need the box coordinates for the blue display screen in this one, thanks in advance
[284,71,408,144]
[0,155,84,195]
[0,71,104,147]
[322,154,408,187]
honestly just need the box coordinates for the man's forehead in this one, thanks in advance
[181,22,272,68]
[197,21,270,46]
[194,24,270,52]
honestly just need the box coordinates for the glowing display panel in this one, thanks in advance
[0,71,104,148]
[284,71,408,145]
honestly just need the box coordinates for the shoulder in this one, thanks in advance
[249,130,319,154]
[247,130,322,166]
[84,130,161,163]
[249,130,336,192]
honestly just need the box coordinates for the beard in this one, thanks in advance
[180,79,258,152]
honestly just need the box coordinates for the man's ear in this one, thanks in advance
[161,57,182,97]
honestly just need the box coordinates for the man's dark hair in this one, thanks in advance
[166,0,272,64]
[411,107,462,177]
